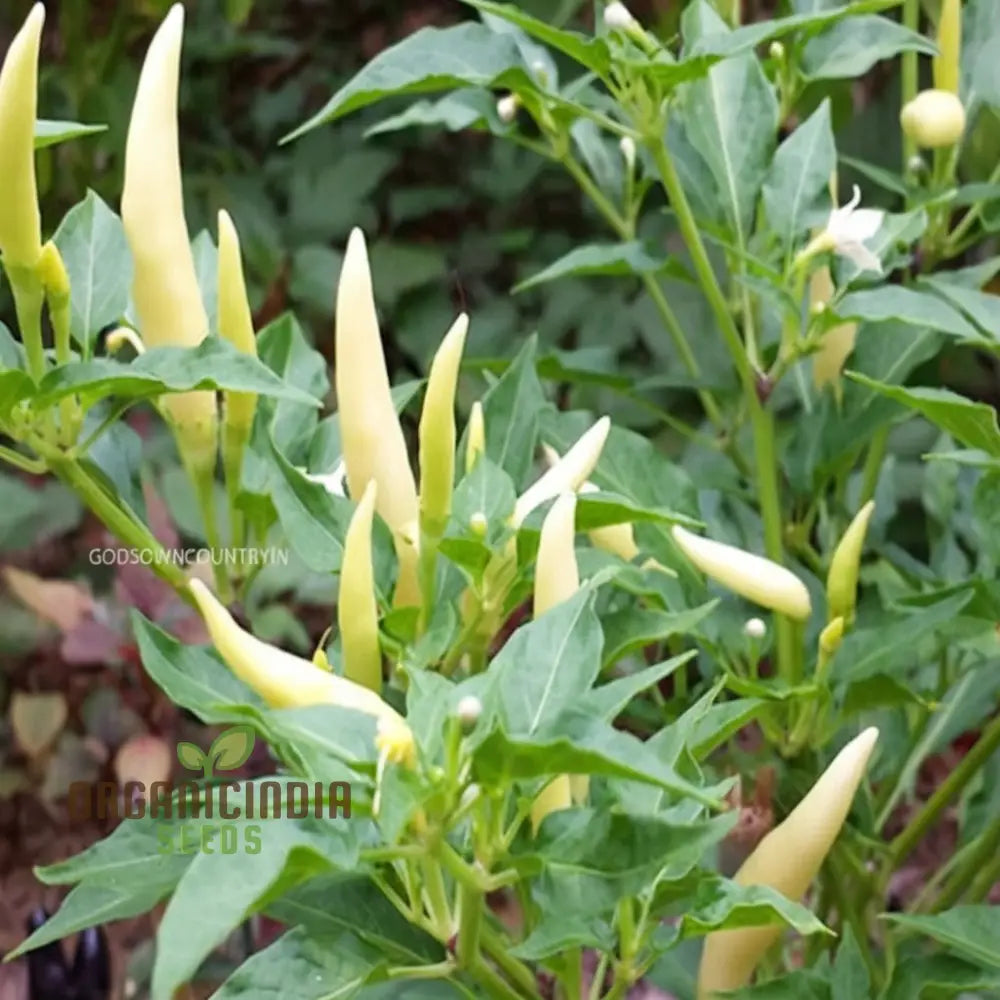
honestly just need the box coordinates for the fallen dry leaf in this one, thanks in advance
[9,692,68,758]
[2,566,93,633]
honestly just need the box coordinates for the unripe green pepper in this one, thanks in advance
[339,481,382,693]
[530,493,579,833]
[0,4,44,271]
[826,501,875,626]
[121,4,217,474]
[336,228,420,606]
[465,400,485,474]
[419,314,468,538]
[697,728,879,998]
[672,526,812,622]
[188,578,413,765]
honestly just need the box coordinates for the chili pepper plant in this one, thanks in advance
[4,1,1000,998]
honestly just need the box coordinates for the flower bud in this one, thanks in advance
[743,617,766,640]
[933,0,961,96]
[0,4,44,270]
[672,525,812,622]
[826,500,875,625]
[619,136,637,170]
[604,1,637,30]
[465,401,485,474]
[37,242,70,301]
[497,94,519,124]
[419,314,468,538]
[900,89,966,149]
[105,327,145,356]
[906,154,928,177]
[819,616,845,656]
[469,511,488,538]
[339,481,382,693]
[696,728,879,999]
[456,695,483,731]
[769,41,785,61]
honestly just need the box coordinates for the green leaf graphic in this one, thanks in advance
[176,742,206,771]
[209,725,256,771]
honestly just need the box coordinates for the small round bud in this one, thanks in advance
[469,511,488,537]
[810,300,828,318]
[619,135,637,170]
[769,41,785,61]
[906,154,927,177]
[497,94,519,124]
[900,89,966,149]
[743,617,767,640]
[604,1,637,30]
[456,695,483,731]
[531,60,549,86]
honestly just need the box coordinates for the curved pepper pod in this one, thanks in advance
[672,525,812,622]
[900,89,966,149]
[933,0,961,96]
[530,493,579,834]
[335,228,420,605]
[0,4,44,270]
[810,265,856,391]
[826,500,875,625]
[696,727,879,999]
[339,481,382,693]
[514,416,610,528]
[217,209,258,434]
[419,313,468,537]
[122,5,217,470]
[188,578,413,764]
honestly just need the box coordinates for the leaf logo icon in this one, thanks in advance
[176,725,255,779]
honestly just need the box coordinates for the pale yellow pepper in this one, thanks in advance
[338,481,382,693]
[811,265,857,393]
[933,0,961,97]
[0,4,44,271]
[465,400,486,474]
[826,500,875,626]
[335,228,420,606]
[121,4,217,474]
[697,728,879,998]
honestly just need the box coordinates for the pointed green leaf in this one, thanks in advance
[209,724,256,770]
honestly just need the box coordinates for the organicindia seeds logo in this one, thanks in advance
[67,725,353,856]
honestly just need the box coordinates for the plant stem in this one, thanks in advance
[472,957,530,1000]
[947,158,1000,250]
[889,712,1000,866]
[0,443,45,474]
[901,0,920,175]
[192,461,232,603]
[480,924,541,997]
[222,422,247,553]
[920,816,1000,912]
[859,426,889,505]
[456,882,483,969]
[10,270,47,384]
[47,455,192,596]
[559,152,726,432]
[421,855,453,942]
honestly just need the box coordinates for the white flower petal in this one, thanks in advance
[845,208,885,241]
[836,241,883,274]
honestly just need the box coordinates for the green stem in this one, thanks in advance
[967,841,1000,902]
[920,815,1000,912]
[901,0,920,175]
[561,948,582,1000]
[0,443,46,474]
[47,455,192,596]
[386,960,456,981]
[456,882,483,969]
[559,151,726,432]
[222,422,248,553]
[417,526,441,637]
[471,957,530,1000]
[480,925,540,998]
[889,712,1000,866]
[859,426,889,505]
[192,462,232,604]
[10,270,47,384]
[946,158,1000,250]
[421,855,454,942]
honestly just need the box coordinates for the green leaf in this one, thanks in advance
[366,89,502,138]
[459,0,611,76]
[151,794,363,1000]
[834,287,983,342]
[449,456,517,547]
[476,335,549,490]
[832,926,871,1000]
[601,603,717,666]
[285,23,534,141]
[762,99,836,250]
[883,954,1000,1000]
[267,873,442,965]
[176,742,206,771]
[586,652,697,720]
[919,275,1000,343]
[209,724,256,770]
[34,337,323,409]
[53,191,132,350]
[212,926,387,999]
[802,16,936,80]
[131,613,267,725]
[514,242,682,293]
[263,705,380,771]
[34,119,106,148]
[885,906,1000,970]
[679,4,778,244]
[846,379,1000,458]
